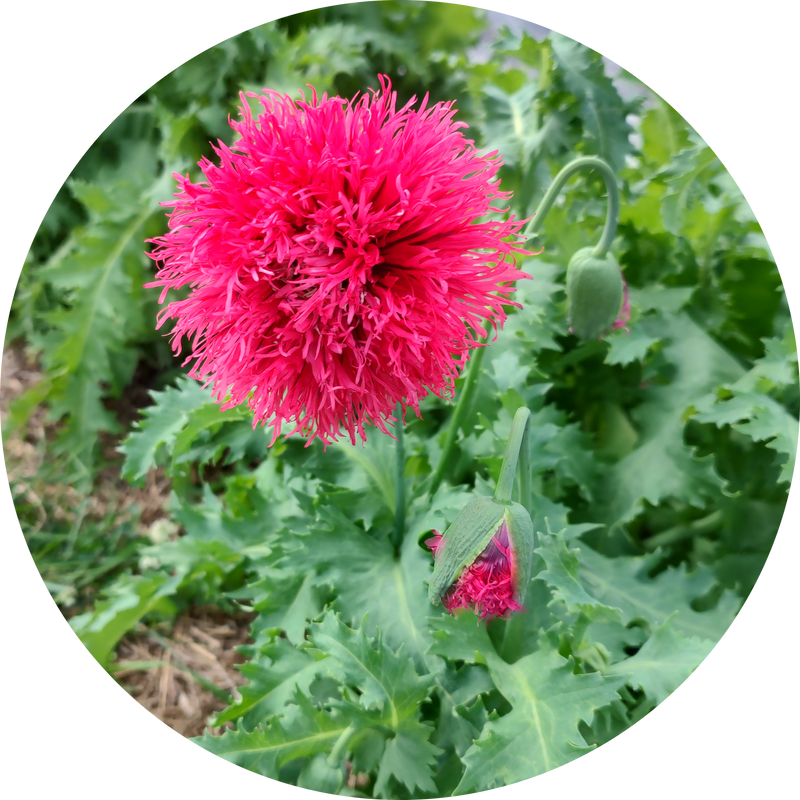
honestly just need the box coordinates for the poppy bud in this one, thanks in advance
[566,247,626,340]
[427,496,534,620]
[297,753,345,794]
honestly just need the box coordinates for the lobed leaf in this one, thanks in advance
[605,616,715,704]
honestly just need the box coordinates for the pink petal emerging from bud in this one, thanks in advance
[426,524,522,621]
[610,274,631,333]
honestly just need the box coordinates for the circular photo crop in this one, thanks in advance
[3,2,796,795]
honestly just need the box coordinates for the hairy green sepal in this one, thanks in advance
[504,501,535,605]
[566,247,624,340]
[428,497,535,609]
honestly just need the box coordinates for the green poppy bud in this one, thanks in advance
[427,495,534,619]
[566,247,626,340]
[297,753,345,794]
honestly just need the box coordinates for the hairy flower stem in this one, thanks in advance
[493,407,532,517]
[392,403,407,556]
[523,156,620,258]
[428,323,490,498]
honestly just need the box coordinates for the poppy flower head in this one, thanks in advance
[426,522,522,621]
[147,76,528,446]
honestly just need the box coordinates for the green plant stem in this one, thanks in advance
[642,510,724,551]
[392,403,406,555]
[523,155,620,258]
[326,724,357,767]
[493,407,532,515]
[428,323,490,498]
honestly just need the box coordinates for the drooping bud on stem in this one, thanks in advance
[566,247,625,340]
[523,155,630,340]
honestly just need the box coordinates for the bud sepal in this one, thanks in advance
[427,496,534,620]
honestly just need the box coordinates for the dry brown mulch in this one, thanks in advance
[4,348,254,738]
[117,608,375,791]
[115,608,256,737]
[4,356,363,781]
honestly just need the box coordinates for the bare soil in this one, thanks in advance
[3,347,256,738]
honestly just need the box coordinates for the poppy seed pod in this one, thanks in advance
[566,247,625,340]
[427,495,534,620]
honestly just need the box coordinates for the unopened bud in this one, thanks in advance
[297,753,345,794]
[427,496,534,620]
[566,247,625,340]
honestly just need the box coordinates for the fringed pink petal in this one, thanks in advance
[427,522,521,621]
[610,274,631,333]
[146,75,530,446]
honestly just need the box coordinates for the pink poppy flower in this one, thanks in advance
[146,76,528,446]
[426,523,522,621]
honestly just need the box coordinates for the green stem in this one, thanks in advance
[493,407,531,514]
[523,155,620,258]
[326,724,357,767]
[642,510,723,551]
[392,403,406,555]
[428,323,490,498]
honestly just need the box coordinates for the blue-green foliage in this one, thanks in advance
[8,3,795,796]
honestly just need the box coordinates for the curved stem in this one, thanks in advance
[326,725,357,768]
[392,403,406,555]
[523,155,620,258]
[493,406,531,513]
[428,323,490,498]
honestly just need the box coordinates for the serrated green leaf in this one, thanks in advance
[374,728,441,796]
[582,693,648,748]
[489,350,531,396]
[195,694,353,778]
[605,617,714,703]
[479,82,558,170]
[119,377,213,482]
[170,483,277,551]
[599,313,745,526]
[448,631,626,791]
[431,665,494,779]
[303,502,436,666]
[333,429,398,518]
[639,99,692,170]
[250,571,319,645]
[27,175,162,470]
[524,405,599,503]
[536,531,621,621]
[550,32,634,172]
[310,613,434,723]
[604,324,660,366]
[579,545,740,641]
[628,285,695,314]
[501,260,566,356]
[429,609,497,666]
[70,572,182,668]
[213,638,330,729]
[692,335,798,484]
[659,145,719,236]
[749,331,798,389]
[728,402,796,483]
